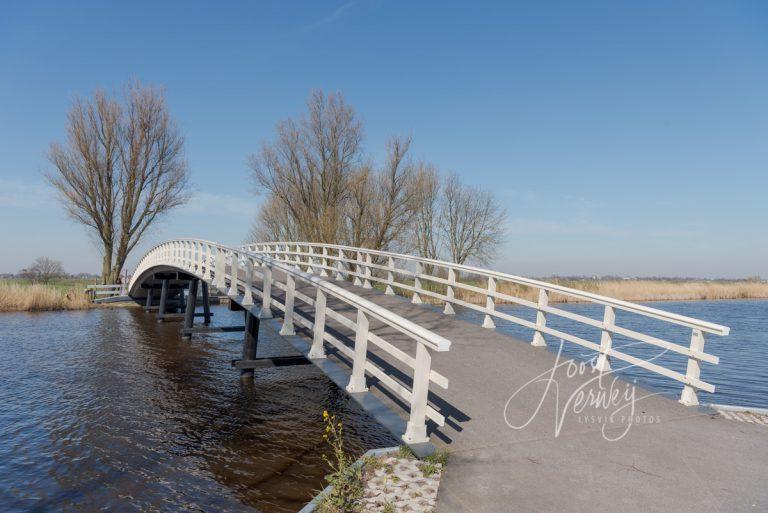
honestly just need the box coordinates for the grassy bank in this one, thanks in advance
[385,278,768,305]
[0,279,93,312]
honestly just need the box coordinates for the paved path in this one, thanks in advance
[258,273,767,513]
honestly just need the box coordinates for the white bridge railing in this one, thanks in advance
[85,283,126,301]
[129,239,451,444]
[244,242,731,407]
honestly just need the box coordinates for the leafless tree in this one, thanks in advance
[344,136,421,251]
[250,91,426,255]
[439,172,506,265]
[410,163,441,262]
[248,195,299,242]
[47,82,189,283]
[249,90,362,243]
[248,91,506,267]
[24,257,65,284]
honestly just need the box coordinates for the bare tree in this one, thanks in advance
[250,90,362,243]
[25,257,65,284]
[47,82,189,283]
[439,172,506,265]
[410,163,441,262]
[248,91,507,267]
[249,195,299,242]
[344,136,421,251]
[250,91,426,254]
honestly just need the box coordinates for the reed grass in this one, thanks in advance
[378,277,768,305]
[0,280,93,312]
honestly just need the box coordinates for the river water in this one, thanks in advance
[0,306,397,513]
[459,298,768,409]
[0,299,765,512]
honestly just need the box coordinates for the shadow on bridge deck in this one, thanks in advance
[256,270,767,513]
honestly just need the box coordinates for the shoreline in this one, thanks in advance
[2,278,766,313]
[405,278,768,307]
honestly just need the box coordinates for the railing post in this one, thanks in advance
[189,241,194,270]
[306,245,314,274]
[294,243,302,270]
[185,241,192,270]
[412,263,423,304]
[227,251,240,296]
[385,256,396,295]
[680,329,705,406]
[259,265,273,318]
[363,252,373,289]
[280,274,296,336]
[206,244,214,281]
[320,246,329,277]
[595,305,615,370]
[242,257,254,306]
[346,309,369,393]
[443,267,456,315]
[403,343,431,444]
[309,288,327,359]
[531,289,549,346]
[482,276,497,329]
[353,251,363,286]
[214,246,226,291]
[335,250,345,281]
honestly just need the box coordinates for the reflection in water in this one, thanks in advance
[0,306,397,512]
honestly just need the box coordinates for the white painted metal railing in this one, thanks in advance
[85,283,126,300]
[129,239,451,444]
[244,242,731,406]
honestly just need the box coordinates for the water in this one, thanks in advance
[452,299,768,409]
[0,306,397,513]
[1,300,766,512]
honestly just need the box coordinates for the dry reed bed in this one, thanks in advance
[405,279,768,305]
[0,282,92,312]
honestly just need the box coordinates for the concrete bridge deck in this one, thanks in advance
[275,274,767,513]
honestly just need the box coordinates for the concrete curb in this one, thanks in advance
[298,446,400,513]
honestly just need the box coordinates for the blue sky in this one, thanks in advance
[1,1,766,277]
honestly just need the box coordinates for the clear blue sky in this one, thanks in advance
[1,1,766,278]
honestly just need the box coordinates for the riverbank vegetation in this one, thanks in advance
[0,279,92,312]
[315,411,446,513]
[388,277,768,305]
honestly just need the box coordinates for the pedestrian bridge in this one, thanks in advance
[128,239,766,513]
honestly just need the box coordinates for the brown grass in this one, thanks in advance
[389,278,768,305]
[567,279,768,303]
[0,281,93,312]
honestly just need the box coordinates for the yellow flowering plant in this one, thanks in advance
[317,410,363,513]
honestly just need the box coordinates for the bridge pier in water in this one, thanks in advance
[201,281,211,325]
[182,278,199,338]
[239,312,260,380]
[157,278,169,321]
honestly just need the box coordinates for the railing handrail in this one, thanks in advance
[130,239,450,352]
[245,241,729,336]
[129,238,452,444]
